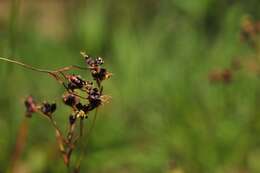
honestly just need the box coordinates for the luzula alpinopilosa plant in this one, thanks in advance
[0,52,112,172]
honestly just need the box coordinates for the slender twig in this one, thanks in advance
[79,119,84,137]
[0,57,90,101]
[74,109,98,173]
[55,65,89,72]
[37,113,68,165]
[87,109,99,141]
[0,57,88,74]
[0,57,53,73]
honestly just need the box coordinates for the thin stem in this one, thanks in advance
[0,57,88,74]
[61,82,88,100]
[67,121,77,143]
[54,65,89,72]
[79,118,84,137]
[74,109,98,172]
[47,117,71,166]
[49,117,64,141]
[0,57,90,94]
[0,57,52,74]
[87,109,98,139]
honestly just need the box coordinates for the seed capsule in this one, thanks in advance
[63,94,79,107]
[86,58,95,67]
[76,103,90,113]
[91,68,112,82]
[87,88,102,109]
[41,102,56,116]
[67,75,86,91]
[69,114,76,125]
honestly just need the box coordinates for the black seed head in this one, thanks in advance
[91,68,111,82]
[41,102,56,116]
[86,57,95,67]
[87,88,102,109]
[67,75,86,90]
[69,114,76,125]
[76,103,90,113]
[63,94,79,107]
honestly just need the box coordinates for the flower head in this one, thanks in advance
[41,102,57,116]
[67,75,86,91]
[63,93,79,107]
[24,96,38,117]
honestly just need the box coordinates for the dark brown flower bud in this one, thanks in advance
[80,52,95,67]
[24,96,38,117]
[63,94,79,107]
[69,114,76,125]
[86,58,95,67]
[76,103,90,114]
[88,88,102,109]
[41,102,56,116]
[91,68,112,82]
[67,75,86,91]
[85,56,104,67]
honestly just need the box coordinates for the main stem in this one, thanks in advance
[0,57,88,74]
[74,109,98,172]
[0,57,52,73]
[0,56,89,87]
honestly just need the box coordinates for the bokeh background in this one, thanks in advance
[1,0,260,173]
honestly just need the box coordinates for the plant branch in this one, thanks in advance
[0,57,88,74]
[74,109,98,173]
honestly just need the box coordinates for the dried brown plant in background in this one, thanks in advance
[209,16,260,84]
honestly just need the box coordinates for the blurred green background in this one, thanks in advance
[1,0,260,173]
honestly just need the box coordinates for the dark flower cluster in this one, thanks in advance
[23,52,112,169]
[81,52,112,87]
[63,84,103,121]
[25,96,56,117]
[25,52,111,121]
[67,75,86,91]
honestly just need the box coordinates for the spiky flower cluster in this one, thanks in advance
[24,52,112,169]
[25,96,57,117]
